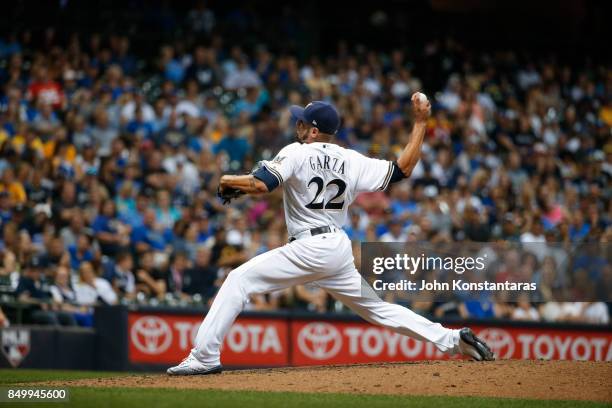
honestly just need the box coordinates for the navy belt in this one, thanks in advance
[289,226,338,242]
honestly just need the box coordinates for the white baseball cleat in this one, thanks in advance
[167,354,223,376]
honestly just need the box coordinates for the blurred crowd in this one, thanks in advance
[0,2,610,327]
[362,243,610,326]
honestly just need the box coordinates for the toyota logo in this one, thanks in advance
[297,322,342,360]
[477,328,515,359]
[131,316,173,354]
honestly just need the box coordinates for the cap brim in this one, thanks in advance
[289,105,306,121]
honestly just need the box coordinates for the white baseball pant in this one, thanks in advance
[191,230,461,365]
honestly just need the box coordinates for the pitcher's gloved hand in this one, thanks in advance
[217,185,245,205]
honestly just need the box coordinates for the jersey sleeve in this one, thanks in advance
[352,152,395,193]
[261,143,300,185]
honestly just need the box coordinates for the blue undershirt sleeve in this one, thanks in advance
[252,166,280,192]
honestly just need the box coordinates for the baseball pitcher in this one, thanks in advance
[168,93,494,375]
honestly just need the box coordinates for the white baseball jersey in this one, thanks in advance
[190,144,463,369]
[261,142,394,237]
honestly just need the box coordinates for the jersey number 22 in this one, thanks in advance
[305,177,346,210]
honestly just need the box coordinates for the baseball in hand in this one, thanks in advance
[414,92,428,104]
[412,92,431,122]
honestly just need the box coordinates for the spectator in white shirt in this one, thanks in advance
[380,219,408,242]
[511,293,540,321]
[223,59,262,90]
[50,266,77,305]
[75,261,118,306]
[582,302,610,325]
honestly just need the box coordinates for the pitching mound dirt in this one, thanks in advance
[46,360,611,402]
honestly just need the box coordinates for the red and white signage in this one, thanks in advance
[291,321,612,365]
[127,312,612,367]
[292,320,450,365]
[476,326,612,361]
[128,313,289,366]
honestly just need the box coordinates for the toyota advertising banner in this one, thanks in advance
[291,321,612,365]
[128,312,289,366]
[127,311,612,367]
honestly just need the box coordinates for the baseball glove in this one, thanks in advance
[217,185,245,205]
[217,162,265,205]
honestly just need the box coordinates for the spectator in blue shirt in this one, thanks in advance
[119,192,149,229]
[102,251,136,299]
[125,107,155,140]
[131,208,170,254]
[92,199,131,257]
[390,184,419,220]
[569,210,590,242]
[233,87,269,119]
[160,45,185,84]
[213,126,250,165]
[155,189,181,230]
[68,234,95,270]
[344,210,367,241]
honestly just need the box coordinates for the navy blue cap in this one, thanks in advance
[290,101,340,135]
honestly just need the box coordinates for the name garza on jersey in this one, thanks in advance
[308,154,345,175]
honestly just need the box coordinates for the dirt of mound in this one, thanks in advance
[45,360,611,402]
